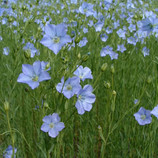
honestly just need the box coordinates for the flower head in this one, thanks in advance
[17,61,51,89]
[56,76,81,99]
[3,145,17,158]
[75,85,96,115]
[41,113,65,138]
[40,23,72,54]
[73,65,93,81]
[134,107,152,125]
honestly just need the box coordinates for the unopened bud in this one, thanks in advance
[24,50,31,59]
[112,90,116,96]
[4,101,9,111]
[101,63,108,72]
[104,81,110,89]
[82,55,89,62]
[111,65,115,74]
[147,76,152,84]
[78,53,81,59]
[44,102,49,108]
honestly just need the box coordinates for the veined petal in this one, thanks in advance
[51,113,60,123]
[56,23,66,37]
[38,71,51,82]
[83,102,92,111]
[27,81,39,89]
[33,61,41,76]
[75,100,85,115]
[48,128,59,138]
[48,43,62,54]
[54,122,65,131]
[41,123,50,132]
[45,24,56,37]
[17,73,32,83]
[42,115,52,123]
[40,35,52,47]
[22,64,34,77]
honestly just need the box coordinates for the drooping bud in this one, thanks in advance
[104,81,111,89]
[4,101,9,111]
[101,63,108,72]
[111,64,115,74]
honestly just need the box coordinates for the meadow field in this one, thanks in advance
[1,0,158,157]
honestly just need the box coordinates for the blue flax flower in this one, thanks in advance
[56,76,81,99]
[75,85,96,115]
[3,145,17,158]
[73,65,93,81]
[134,107,152,125]
[79,2,95,17]
[41,113,65,138]
[151,105,158,119]
[40,23,72,54]
[141,17,158,34]
[17,61,51,89]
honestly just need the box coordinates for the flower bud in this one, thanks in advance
[104,81,111,89]
[78,53,81,59]
[82,55,89,62]
[101,63,108,72]
[4,101,9,111]
[112,90,116,96]
[24,50,31,59]
[111,65,115,74]
[44,102,49,108]
[147,76,152,84]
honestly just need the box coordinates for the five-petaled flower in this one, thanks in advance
[134,107,152,125]
[40,23,72,54]
[75,85,96,115]
[41,113,65,138]
[17,61,51,89]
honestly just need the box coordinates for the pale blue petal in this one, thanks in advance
[51,113,60,123]
[41,123,50,132]
[48,128,59,138]
[38,72,51,82]
[75,101,85,115]
[33,61,41,76]
[45,24,56,37]
[22,64,34,77]
[40,35,52,47]
[55,122,65,131]
[17,73,32,83]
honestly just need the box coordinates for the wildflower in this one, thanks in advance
[40,23,72,54]
[78,37,88,47]
[141,17,158,34]
[41,113,65,138]
[75,85,96,115]
[151,105,158,119]
[56,76,81,99]
[117,28,126,39]
[142,47,149,57]
[23,42,38,58]
[17,61,51,89]
[100,33,108,42]
[134,107,152,125]
[117,44,126,53]
[79,2,95,17]
[100,45,118,60]
[73,65,93,81]
[3,145,17,158]
[3,47,9,55]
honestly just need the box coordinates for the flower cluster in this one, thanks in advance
[56,65,96,115]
